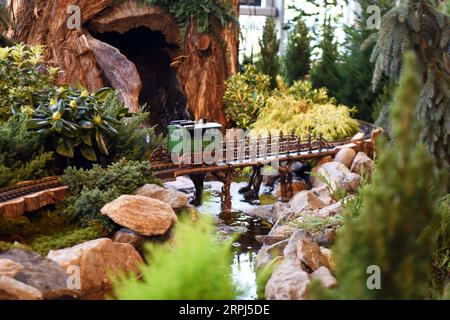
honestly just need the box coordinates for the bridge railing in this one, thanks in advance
[150,131,338,166]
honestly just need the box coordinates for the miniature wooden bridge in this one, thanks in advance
[151,122,381,211]
[0,123,381,216]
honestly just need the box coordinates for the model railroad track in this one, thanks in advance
[0,177,68,218]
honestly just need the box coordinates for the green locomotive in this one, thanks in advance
[167,120,222,160]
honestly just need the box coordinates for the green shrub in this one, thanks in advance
[63,187,118,231]
[1,44,156,169]
[0,210,105,255]
[104,104,162,163]
[0,114,53,187]
[141,0,236,37]
[61,159,160,229]
[113,217,238,300]
[27,86,129,163]
[0,44,56,123]
[223,65,271,130]
[62,159,158,195]
[288,215,343,234]
[29,223,104,256]
[316,53,447,299]
[281,79,336,105]
[252,95,359,140]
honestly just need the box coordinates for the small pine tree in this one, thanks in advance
[331,0,390,122]
[322,53,446,299]
[369,0,450,169]
[257,17,281,88]
[310,16,340,94]
[283,18,311,85]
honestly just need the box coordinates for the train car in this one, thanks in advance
[167,120,222,163]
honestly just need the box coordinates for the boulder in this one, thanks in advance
[311,186,334,205]
[255,235,287,246]
[350,152,374,179]
[271,202,290,222]
[112,228,146,248]
[101,195,177,236]
[135,184,190,209]
[320,247,335,271]
[273,180,309,198]
[0,258,23,277]
[283,230,332,271]
[316,200,344,218]
[265,259,310,300]
[334,147,357,168]
[0,249,79,299]
[268,224,297,240]
[289,190,327,214]
[255,240,289,270]
[311,266,337,289]
[47,238,143,298]
[312,228,337,247]
[248,206,275,224]
[312,162,361,193]
[0,276,43,300]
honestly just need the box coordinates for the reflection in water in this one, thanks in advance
[164,177,275,300]
[233,251,257,300]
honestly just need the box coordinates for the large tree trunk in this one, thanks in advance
[8,0,239,128]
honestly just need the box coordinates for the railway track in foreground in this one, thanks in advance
[0,177,68,218]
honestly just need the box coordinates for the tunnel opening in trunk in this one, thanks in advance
[90,26,189,133]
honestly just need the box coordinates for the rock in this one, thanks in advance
[0,249,79,299]
[316,200,344,218]
[312,228,337,247]
[283,230,331,271]
[312,162,361,193]
[311,266,337,289]
[271,202,290,222]
[0,276,43,300]
[268,224,297,240]
[0,258,23,277]
[310,156,332,179]
[135,184,190,209]
[248,206,275,224]
[101,195,177,236]
[265,259,310,300]
[289,190,327,214]
[350,152,374,179]
[47,238,143,298]
[112,228,146,248]
[311,186,334,205]
[273,180,309,198]
[255,240,289,269]
[351,132,365,141]
[255,235,287,246]
[334,147,357,168]
[283,230,308,259]
[320,247,335,271]
[296,236,332,271]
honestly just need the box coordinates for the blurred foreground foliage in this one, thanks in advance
[113,217,238,300]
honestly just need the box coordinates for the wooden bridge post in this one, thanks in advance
[279,163,294,202]
[308,133,312,153]
[219,167,236,212]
